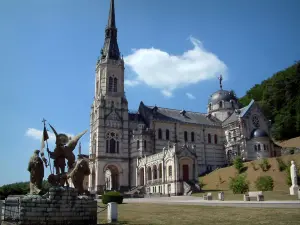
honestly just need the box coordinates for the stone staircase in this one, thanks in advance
[184,180,202,196]
[124,186,145,197]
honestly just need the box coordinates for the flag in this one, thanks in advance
[41,126,49,155]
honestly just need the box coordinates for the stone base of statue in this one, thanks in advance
[16,187,97,225]
[289,185,299,195]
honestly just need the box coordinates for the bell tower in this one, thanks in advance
[89,0,129,194]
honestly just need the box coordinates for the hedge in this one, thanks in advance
[102,191,123,204]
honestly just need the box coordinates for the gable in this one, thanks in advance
[176,145,197,159]
[106,110,122,121]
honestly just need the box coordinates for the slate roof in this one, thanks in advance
[138,101,222,127]
[222,100,255,126]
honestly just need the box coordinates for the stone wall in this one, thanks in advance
[19,187,97,225]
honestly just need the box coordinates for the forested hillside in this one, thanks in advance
[239,61,300,141]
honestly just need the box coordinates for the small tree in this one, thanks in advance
[276,157,287,171]
[255,176,274,191]
[259,158,271,172]
[229,174,249,194]
[233,156,244,173]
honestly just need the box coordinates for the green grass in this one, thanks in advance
[192,190,299,201]
[97,203,300,225]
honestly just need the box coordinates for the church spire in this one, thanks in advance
[101,0,120,61]
[107,0,116,28]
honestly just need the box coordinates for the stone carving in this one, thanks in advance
[67,155,91,194]
[28,150,44,195]
[291,161,298,186]
[48,124,87,173]
[289,160,299,195]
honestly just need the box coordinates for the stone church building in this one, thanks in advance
[88,0,280,195]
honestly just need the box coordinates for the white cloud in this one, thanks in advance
[186,92,196,100]
[124,80,140,87]
[161,89,173,98]
[25,128,74,143]
[124,36,228,96]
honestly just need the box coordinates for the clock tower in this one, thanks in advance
[89,0,130,194]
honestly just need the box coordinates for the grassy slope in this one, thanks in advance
[200,153,300,191]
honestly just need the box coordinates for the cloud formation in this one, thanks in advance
[124,36,227,97]
[186,93,196,100]
[25,128,74,143]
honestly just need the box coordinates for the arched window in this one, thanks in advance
[108,77,113,92]
[208,133,211,144]
[105,132,120,153]
[147,167,152,180]
[92,134,97,154]
[166,129,170,140]
[191,132,195,142]
[254,145,257,151]
[209,103,212,111]
[258,144,261,151]
[228,132,231,139]
[219,101,223,108]
[158,164,162,178]
[113,77,118,92]
[184,131,188,142]
[214,134,218,144]
[158,129,162,139]
[263,144,266,150]
[144,140,147,149]
[168,166,172,176]
[153,165,157,179]
[137,140,140,149]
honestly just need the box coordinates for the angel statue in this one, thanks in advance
[47,124,87,174]
[28,150,44,195]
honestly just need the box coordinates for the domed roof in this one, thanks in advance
[209,90,237,104]
[251,129,268,138]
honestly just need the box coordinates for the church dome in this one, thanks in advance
[251,129,268,138]
[209,90,237,104]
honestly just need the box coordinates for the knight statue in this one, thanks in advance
[28,150,45,195]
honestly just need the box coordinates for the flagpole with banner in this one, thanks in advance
[41,118,52,174]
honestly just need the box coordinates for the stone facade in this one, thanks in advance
[17,188,97,225]
[88,0,280,194]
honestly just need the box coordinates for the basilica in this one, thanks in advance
[88,0,281,195]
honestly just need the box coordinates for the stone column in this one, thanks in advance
[162,162,165,194]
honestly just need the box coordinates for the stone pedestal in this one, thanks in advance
[289,185,299,195]
[19,187,97,225]
[107,202,118,223]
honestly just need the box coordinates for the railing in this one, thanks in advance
[146,179,163,186]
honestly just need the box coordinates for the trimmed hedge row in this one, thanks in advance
[102,191,123,204]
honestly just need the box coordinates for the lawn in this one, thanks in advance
[98,203,300,225]
[192,190,300,201]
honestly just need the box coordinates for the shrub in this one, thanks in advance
[229,174,249,194]
[276,157,287,171]
[259,158,271,172]
[233,157,244,173]
[102,191,123,204]
[251,161,258,171]
[255,176,274,191]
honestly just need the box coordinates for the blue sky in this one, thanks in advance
[0,0,299,185]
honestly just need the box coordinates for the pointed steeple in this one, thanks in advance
[101,0,120,61]
[107,0,116,28]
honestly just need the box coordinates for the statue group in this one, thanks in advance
[28,123,90,195]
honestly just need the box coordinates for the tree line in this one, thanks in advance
[239,61,300,141]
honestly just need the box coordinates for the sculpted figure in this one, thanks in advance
[68,155,91,194]
[28,150,44,194]
[290,161,298,186]
[48,124,87,173]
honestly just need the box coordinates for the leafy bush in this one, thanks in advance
[276,157,287,171]
[102,191,123,204]
[285,166,292,186]
[251,161,258,171]
[255,176,274,191]
[259,158,271,172]
[233,157,244,174]
[229,174,249,194]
